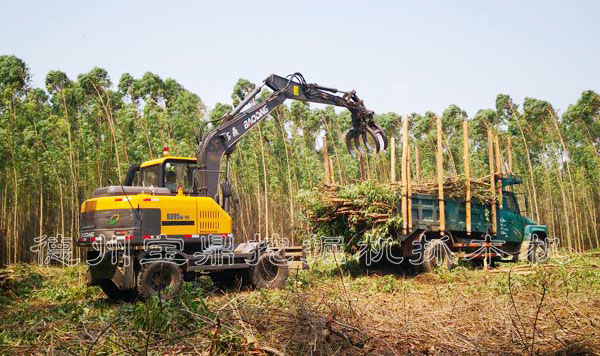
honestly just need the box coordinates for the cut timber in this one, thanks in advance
[309,177,495,241]
[487,129,497,235]
[390,136,396,183]
[507,136,513,174]
[323,136,330,185]
[494,134,503,175]
[494,135,503,209]
[436,116,445,235]
[329,157,335,185]
[401,114,409,234]
[367,213,390,218]
[359,154,366,181]
[463,120,471,236]
[415,144,422,182]
[407,140,413,230]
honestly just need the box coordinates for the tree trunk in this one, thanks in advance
[257,127,269,240]
[516,120,540,222]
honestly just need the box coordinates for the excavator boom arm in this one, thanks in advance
[195,73,387,200]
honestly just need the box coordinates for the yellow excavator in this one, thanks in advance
[77,73,388,300]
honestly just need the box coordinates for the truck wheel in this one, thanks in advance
[528,236,548,263]
[422,239,455,272]
[251,252,289,289]
[136,262,183,299]
[98,280,137,302]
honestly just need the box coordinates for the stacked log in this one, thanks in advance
[312,183,394,227]
[310,177,492,228]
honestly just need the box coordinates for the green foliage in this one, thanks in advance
[337,180,398,206]
[302,181,401,249]
[0,55,29,96]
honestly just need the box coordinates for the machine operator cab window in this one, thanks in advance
[141,165,160,187]
[137,159,196,194]
[163,160,195,193]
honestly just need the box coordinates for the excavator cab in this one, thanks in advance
[124,149,196,194]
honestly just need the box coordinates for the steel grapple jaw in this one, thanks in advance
[345,110,388,158]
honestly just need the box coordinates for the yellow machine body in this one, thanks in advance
[79,156,232,242]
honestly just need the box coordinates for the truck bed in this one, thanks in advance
[407,193,489,234]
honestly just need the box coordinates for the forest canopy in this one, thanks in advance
[1,55,599,264]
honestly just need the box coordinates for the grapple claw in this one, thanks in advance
[345,129,359,158]
[353,132,365,156]
[368,122,388,152]
[345,103,388,158]
[361,130,373,152]
[368,125,388,153]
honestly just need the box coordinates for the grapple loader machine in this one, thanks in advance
[77,73,387,300]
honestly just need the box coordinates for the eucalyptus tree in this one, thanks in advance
[0,55,30,263]
[78,68,123,182]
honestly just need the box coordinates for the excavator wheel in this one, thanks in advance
[250,252,289,289]
[136,262,183,299]
[98,280,137,302]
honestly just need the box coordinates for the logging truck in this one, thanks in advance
[390,174,549,272]
[346,117,550,271]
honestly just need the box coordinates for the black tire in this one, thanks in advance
[98,280,137,302]
[250,252,289,289]
[210,270,243,289]
[528,237,548,263]
[422,239,455,273]
[468,257,497,269]
[136,262,183,299]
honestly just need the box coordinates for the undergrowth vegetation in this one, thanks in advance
[1,254,599,355]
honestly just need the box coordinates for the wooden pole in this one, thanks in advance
[407,142,413,231]
[401,114,409,234]
[323,135,330,185]
[494,134,503,175]
[365,154,371,180]
[329,157,335,185]
[507,136,513,174]
[494,135,503,209]
[436,116,445,235]
[390,136,396,183]
[359,154,366,181]
[415,144,421,182]
[463,120,471,236]
[487,129,497,235]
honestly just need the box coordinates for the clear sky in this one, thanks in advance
[1,0,598,117]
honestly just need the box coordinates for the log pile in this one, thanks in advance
[303,177,494,248]
[406,175,494,201]
[309,177,493,228]
[314,183,395,226]
[300,181,401,247]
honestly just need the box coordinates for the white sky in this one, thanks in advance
[1,0,598,117]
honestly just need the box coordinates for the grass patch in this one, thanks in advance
[0,253,599,355]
